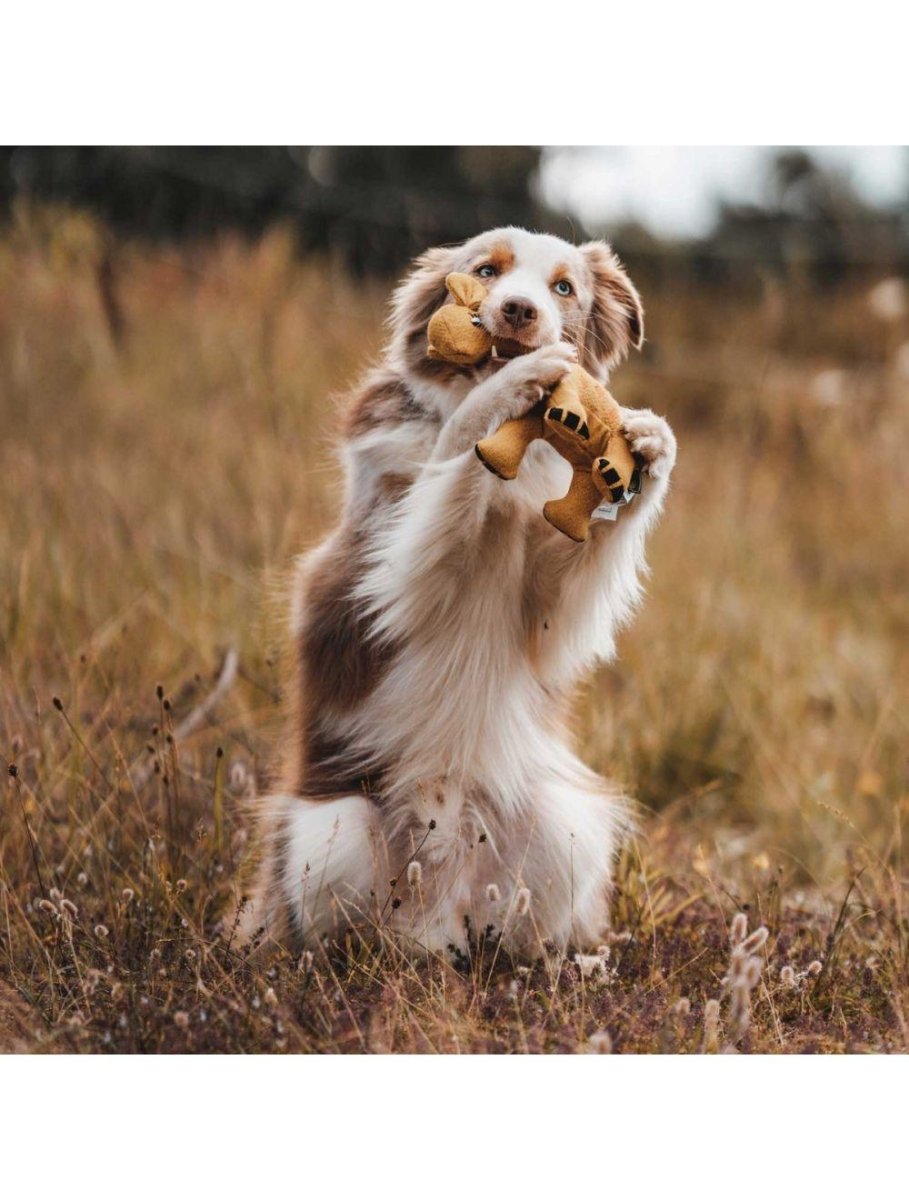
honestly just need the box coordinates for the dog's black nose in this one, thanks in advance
[501,296,538,330]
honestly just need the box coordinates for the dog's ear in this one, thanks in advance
[389,245,461,354]
[580,241,644,374]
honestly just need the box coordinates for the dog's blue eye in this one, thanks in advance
[476,265,497,278]
[554,280,573,296]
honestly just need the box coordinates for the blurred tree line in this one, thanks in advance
[0,146,571,275]
[706,150,909,285]
[1,146,906,284]
[610,150,909,289]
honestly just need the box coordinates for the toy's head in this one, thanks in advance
[426,273,494,365]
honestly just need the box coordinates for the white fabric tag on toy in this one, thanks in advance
[592,499,621,522]
[592,489,637,523]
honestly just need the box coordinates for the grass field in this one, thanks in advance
[2,207,908,1052]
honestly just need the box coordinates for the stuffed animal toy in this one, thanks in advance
[427,272,642,542]
[427,272,524,363]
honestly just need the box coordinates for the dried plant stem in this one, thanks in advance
[130,648,239,792]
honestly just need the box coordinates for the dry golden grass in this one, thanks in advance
[2,207,908,1052]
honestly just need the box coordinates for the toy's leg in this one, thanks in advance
[543,401,593,454]
[542,465,603,543]
[543,367,590,448]
[594,449,645,503]
[475,410,543,480]
[593,457,627,504]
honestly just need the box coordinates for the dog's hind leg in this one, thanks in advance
[236,793,382,952]
[494,772,631,957]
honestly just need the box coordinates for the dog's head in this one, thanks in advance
[389,226,644,381]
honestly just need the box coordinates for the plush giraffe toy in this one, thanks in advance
[426,272,642,542]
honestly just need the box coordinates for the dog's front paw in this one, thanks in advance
[621,409,676,482]
[504,342,577,405]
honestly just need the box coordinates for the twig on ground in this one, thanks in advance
[130,648,239,791]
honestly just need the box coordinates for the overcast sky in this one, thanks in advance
[539,147,909,239]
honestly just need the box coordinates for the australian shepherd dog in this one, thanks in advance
[238,227,676,960]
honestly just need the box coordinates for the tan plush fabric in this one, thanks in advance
[477,367,637,541]
[427,276,638,541]
[426,273,493,365]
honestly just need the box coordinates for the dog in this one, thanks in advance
[238,227,676,960]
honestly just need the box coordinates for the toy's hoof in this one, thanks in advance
[545,407,590,440]
[475,441,517,480]
[542,501,590,543]
[596,458,625,503]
